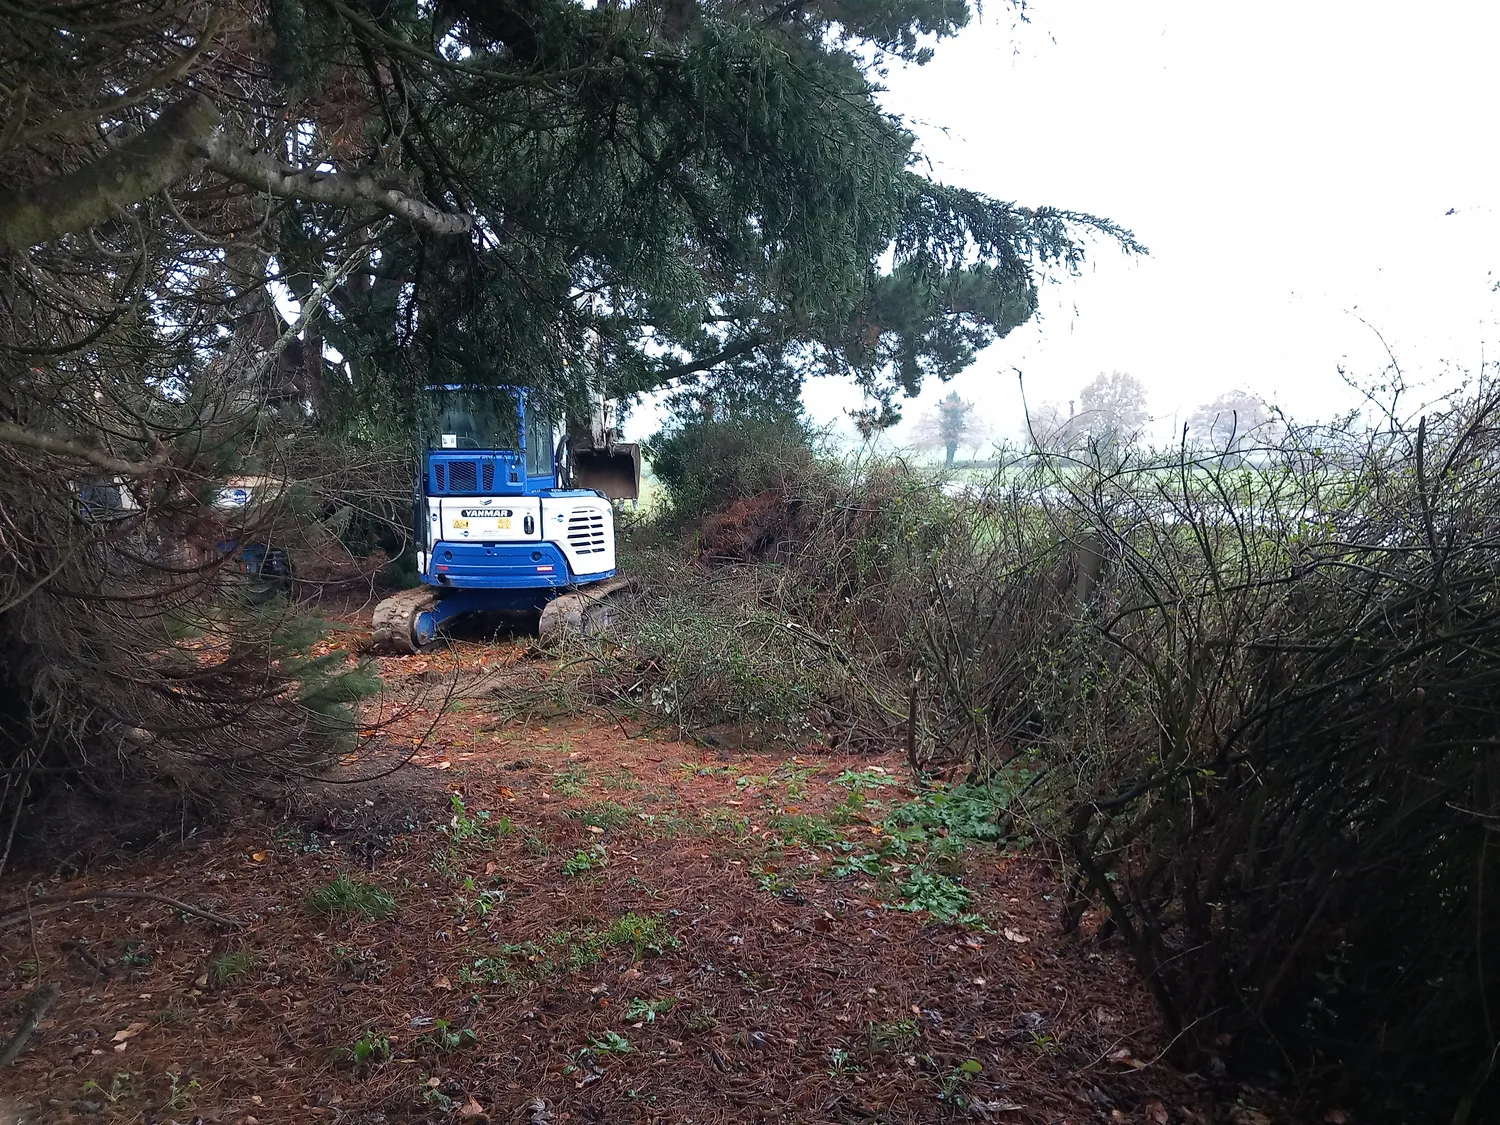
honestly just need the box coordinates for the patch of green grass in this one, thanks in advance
[458,955,520,987]
[460,913,679,986]
[307,874,397,920]
[565,801,633,829]
[210,949,253,986]
[553,764,590,796]
[678,761,736,779]
[598,768,642,791]
[765,812,839,847]
[701,807,752,839]
[598,912,681,959]
[562,843,608,876]
[635,811,690,838]
[835,768,901,791]
[522,832,551,856]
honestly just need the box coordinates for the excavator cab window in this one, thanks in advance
[421,387,520,451]
[524,396,554,479]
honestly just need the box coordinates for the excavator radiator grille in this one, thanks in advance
[445,461,478,491]
[566,510,607,554]
[429,457,517,494]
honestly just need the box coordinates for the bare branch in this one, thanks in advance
[0,94,473,253]
[0,95,221,252]
[0,420,168,476]
[203,135,474,237]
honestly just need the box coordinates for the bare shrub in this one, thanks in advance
[598,393,1500,1114]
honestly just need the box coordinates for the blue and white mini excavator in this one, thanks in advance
[371,385,640,652]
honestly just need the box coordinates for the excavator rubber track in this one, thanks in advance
[371,585,442,654]
[537,576,636,644]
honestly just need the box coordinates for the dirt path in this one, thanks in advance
[1,640,1207,1125]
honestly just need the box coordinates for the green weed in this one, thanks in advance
[884,784,1006,850]
[827,1045,862,1077]
[679,762,735,779]
[829,789,878,825]
[867,1017,919,1052]
[897,869,972,921]
[599,912,681,959]
[116,939,153,967]
[562,842,608,875]
[416,1019,478,1056]
[335,1031,390,1069]
[588,1030,632,1055]
[599,768,642,791]
[210,950,252,986]
[771,762,819,798]
[829,850,884,878]
[307,874,397,920]
[443,794,504,843]
[566,801,633,829]
[755,868,796,895]
[458,955,519,987]
[553,764,589,796]
[79,1073,133,1105]
[701,807,752,838]
[765,812,838,847]
[624,996,676,1023]
[165,1073,200,1111]
[937,1058,983,1104]
[834,768,901,791]
[454,878,504,920]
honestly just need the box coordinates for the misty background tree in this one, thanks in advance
[1026,371,1150,450]
[911,392,991,465]
[1186,389,1280,459]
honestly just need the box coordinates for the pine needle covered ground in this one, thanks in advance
[0,628,1280,1125]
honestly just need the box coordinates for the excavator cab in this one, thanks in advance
[372,384,638,652]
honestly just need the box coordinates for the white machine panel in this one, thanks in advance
[541,495,616,576]
[434,497,541,542]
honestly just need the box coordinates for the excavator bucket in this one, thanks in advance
[572,442,641,501]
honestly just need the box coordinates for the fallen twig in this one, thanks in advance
[60,940,112,979]
[0,981,59,1067]
[0,891,243,931]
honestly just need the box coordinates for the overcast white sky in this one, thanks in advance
[629,1,1500,447]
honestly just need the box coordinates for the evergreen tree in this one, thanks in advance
[912,392,988,465]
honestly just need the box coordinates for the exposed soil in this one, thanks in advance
[0,631,1268,1125]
